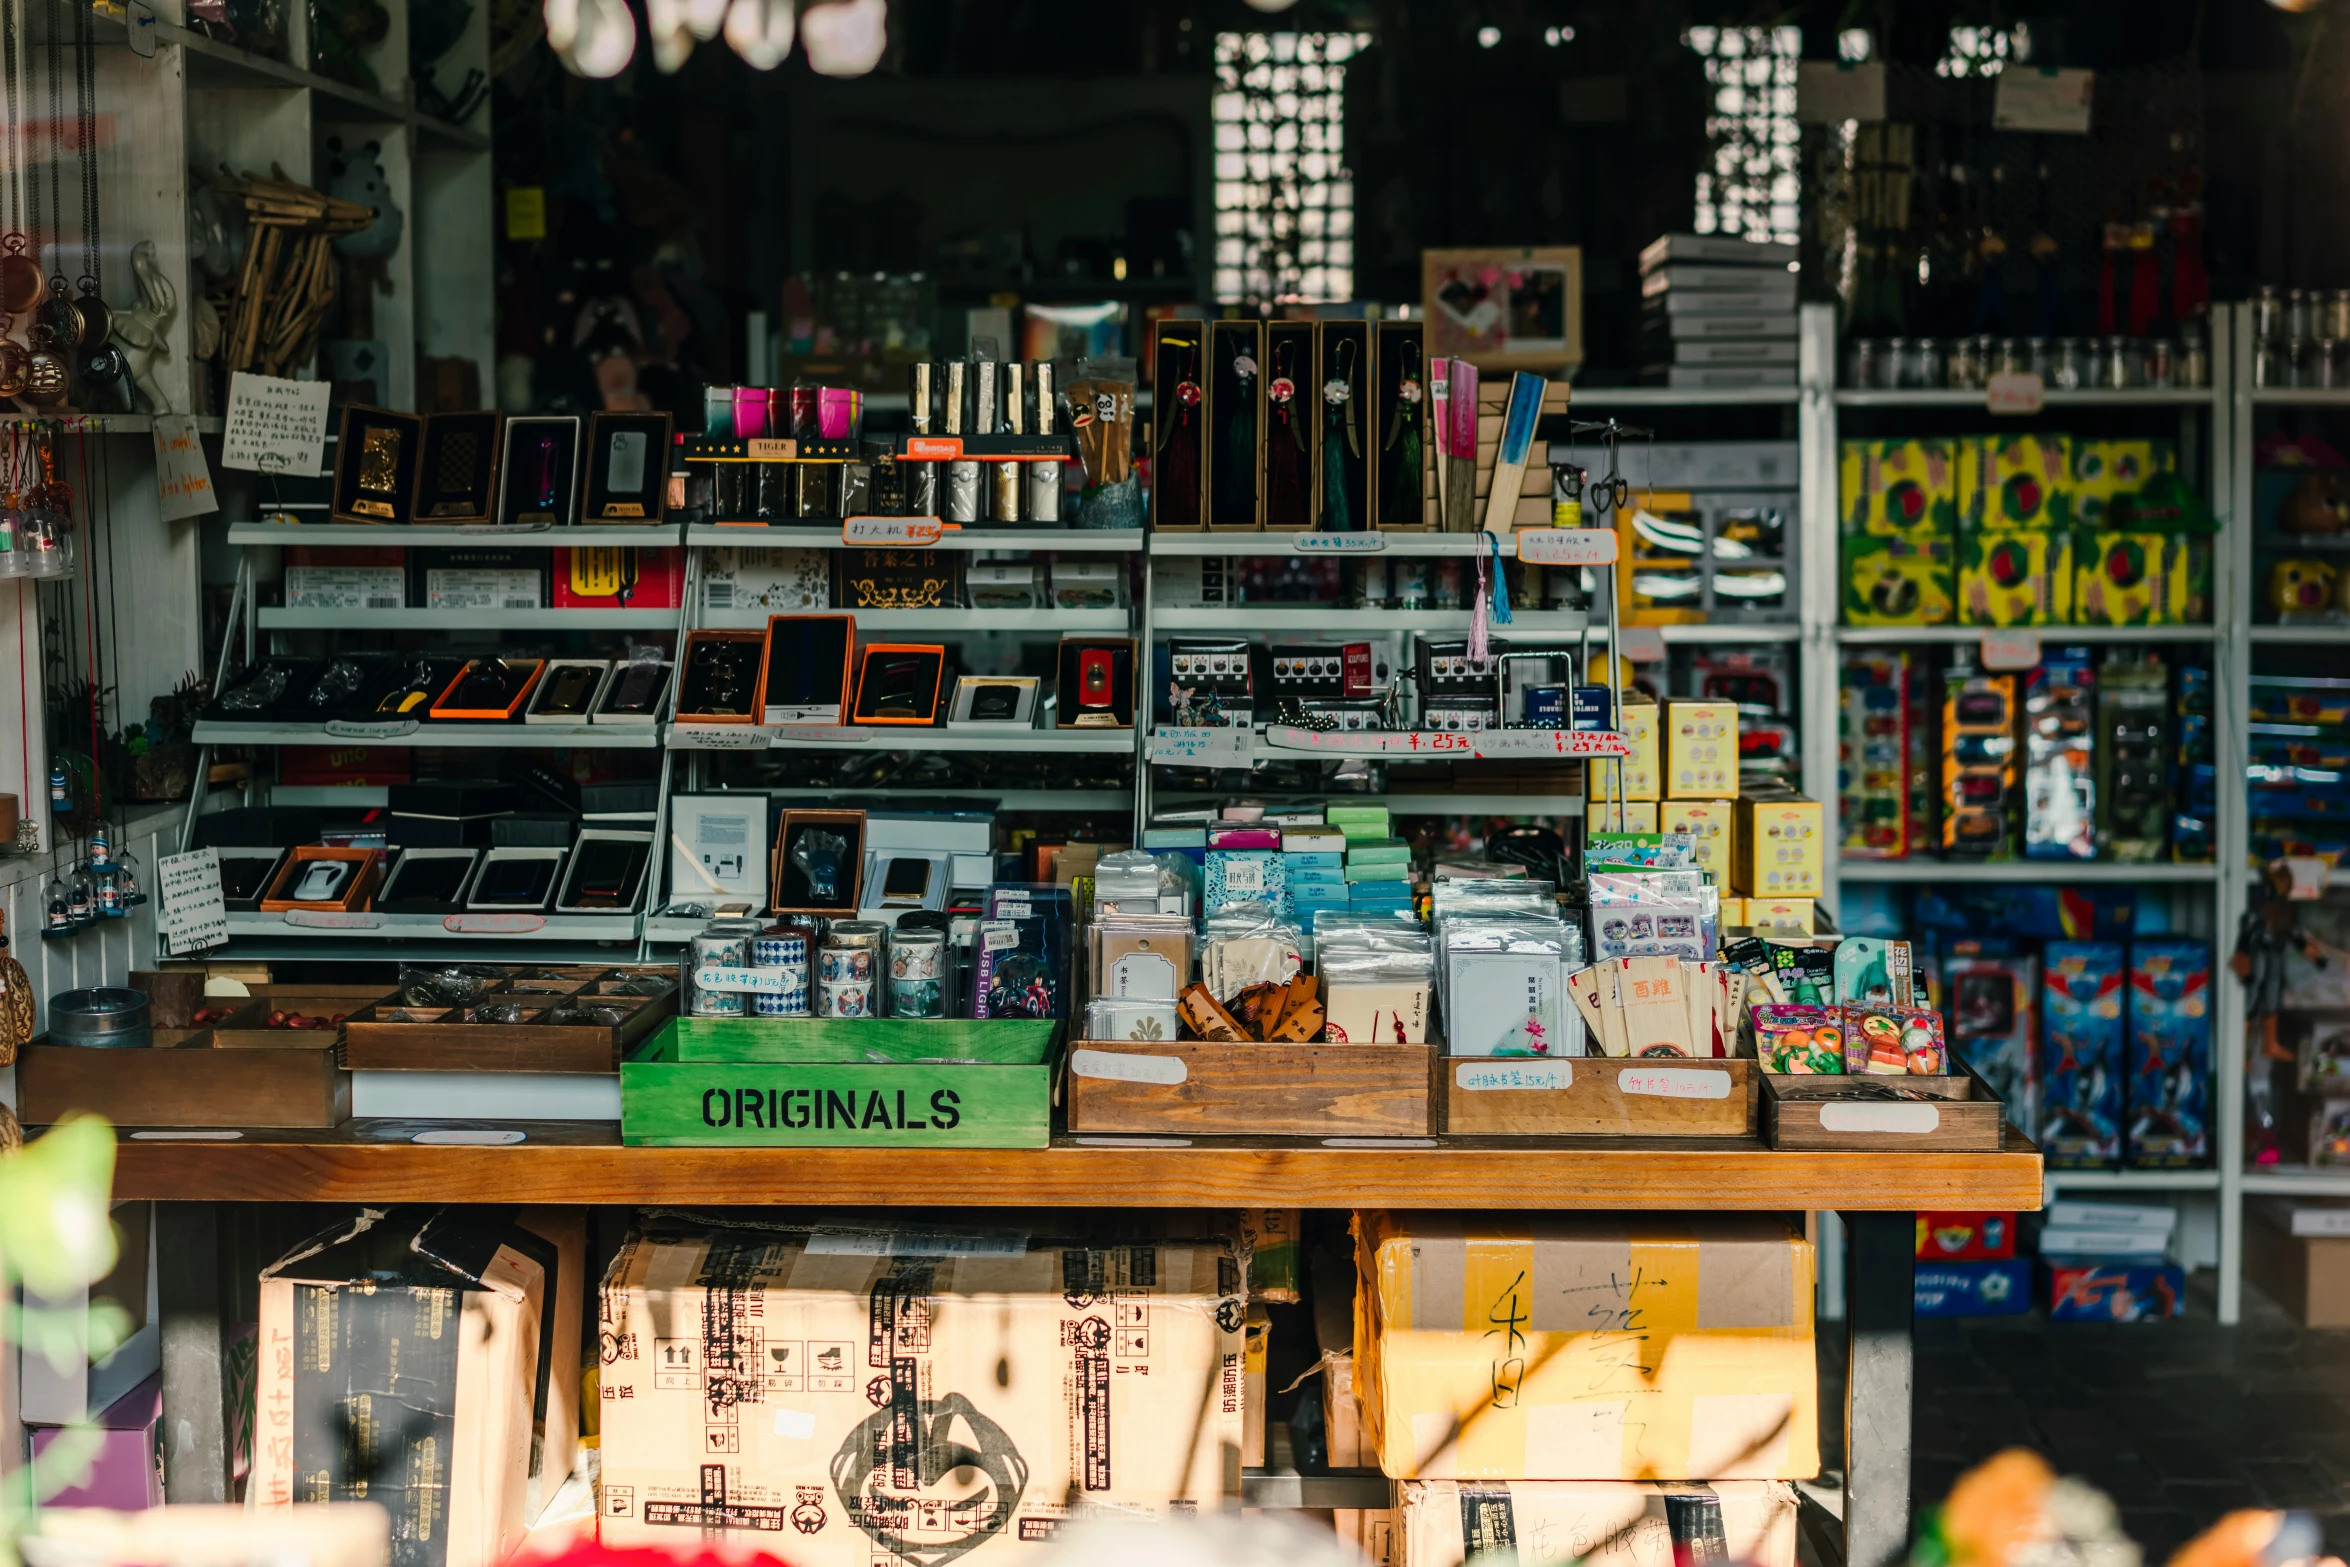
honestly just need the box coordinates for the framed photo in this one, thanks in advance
[583,412,672,522]
[1423,246,1584,370]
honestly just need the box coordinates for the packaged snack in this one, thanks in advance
[1843,1003,1948,1075]
[1755,1002,1843,1074]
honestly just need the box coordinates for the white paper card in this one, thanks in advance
[1797,61,1886,123]
[1069,1048,1187,1086]
[1151,725,1253,766]
[152,414,219,520]
[157,848,228,955]
[220,372,331,475]
[1994,68,2094,133]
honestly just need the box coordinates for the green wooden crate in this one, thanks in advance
[620,1034,1052,1148]
[653,1016,1060,1065]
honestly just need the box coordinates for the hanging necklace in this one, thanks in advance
[1321,337,1360,531]
[1382,340,1423,527]
[1264,337,1308,529]
[69,0,116,379]
[0,0,35,397]
[19,0,73,407]
[1158,335,1201,530]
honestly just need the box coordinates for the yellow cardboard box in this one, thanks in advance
[1355,1211,1818,1481]
[1732,793,1825,898]
[1720,896,1749,929]
[1585,701,1660,803]
[1838,439,1959,538]
[1661,799,1733,877]
[1748,898,1816,936]
[1399,1480,1799,1567]
[1665,701,1739,799]
[1958,434,2071,532]
[1588,800,1659,834]
[599,1227,1243,1561]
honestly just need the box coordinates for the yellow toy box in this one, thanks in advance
[1843,535,1955,625]
[2070,438,2175,527]
[1665,700,1739,799]
[1959,435,2072,532]
[1732,790,1826,898]
[1586,700,1660,803]
[1839,439,1960,538]
[1959,530,2073,626]
[2073,532,2169,625]
[1661,798,1733,877]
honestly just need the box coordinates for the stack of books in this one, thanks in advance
[1639,233,1799,390]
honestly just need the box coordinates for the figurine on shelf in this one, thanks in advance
[2234,868,2330,1166]
[112,242,178,415]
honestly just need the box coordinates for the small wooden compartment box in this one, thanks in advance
[1761,1060,2006,1151]
[1436,1054,1755,1137]
[212,986,393,1050]
[1064,1040,1435,1138]
[343,967,678,1074]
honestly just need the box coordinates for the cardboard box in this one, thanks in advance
[252,1207,586,1567]
[701,546,831,612]
[29,1373,162,1509]
[1660,799,1731,878]
[1243,1303,1271,1467]
[1340,1507,1399,1567]
[2040,942,2126,1168]
[1731,793,1824,899]
[1838,439,1959,539]
[27,1506,388,1567]
[1914,1261,2031,1319]
[1585,701,1660,803]
[1957,434,2071,533]
[2126,940,2211,1168]
[1398,1480,1797,1567]
[551,544,684,609]
[2247,1206,2350,1328]
[1664,701,1739,799]
[597,1225,1244,1560]
[1354,1212,1817,1481]
[1324,1352,1369,1469]
[1842,535,1954,626]
[21,1202,159,1425]
[2043,1260,2183,1321]
[1959,531,2071,627]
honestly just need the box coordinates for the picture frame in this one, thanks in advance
[758,614,857,725]
[1423,245,1585,370]
[583,412,672,523]
[852,643,947,726]
[771,809,866,916]
[1056,637,1136,729]
[413,411,504,523]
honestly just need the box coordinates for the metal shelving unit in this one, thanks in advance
[1836,625,2219,645]
[189,721,659,749]
[255,608,682,631]
[1838,860,2221,884]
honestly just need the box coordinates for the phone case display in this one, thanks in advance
[467,848,567,911]
[377,849,480,912]
[2040,941,2126,1168]
[497,417,582,526]
[2023,648,2097,860]
[1206,321,1264,531]
[757,614,855,724]
[771,811,865,917]
[1941,660,2018,859]
[1263,320,1317,531]
[593,650,673,724]
[258,847,383,913]
[2098,649,2171,861]
[413,411,503,522]
[851,644,946,725]
[330,406,423,523]
[524,660,611,724]
[666,796,769,910]
[582,412,671,521]
[1942,943,2038,1133]
[555,830,654,914]
[1315,320,1370,531]
[2126,940,2211,1168]
[429,658,545,721]
[1058,637,1135,728]
[946,675,1040,729]
[1371,321,1428,531]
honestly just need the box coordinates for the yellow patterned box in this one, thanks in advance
[2070,439,2176,528]
[1661,799,1733,877]
[1355,1211,1818,1481]
[1719,896,1749,929]
[1959,531,2073,627]
[1958,435,2072,532]
[1843,536,1955,626]
[1839,439,1960,537]
[1665,700,1740,799]
[1585,700,1660,803]
[1588,800,1661,834]
[1731,792,1825,898]
[2073,532,2169,625]
[1748,898,1817,936]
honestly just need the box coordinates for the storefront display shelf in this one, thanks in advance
[224,912,641,942]
[2249,624,2350,644]
[229,523,683,548]
[1837,625,2219,644]
[697,607,1129,633]
[255,607,681,630]
[191,721,660,749]
[2042,1168,2222,1195]
[1157,793,1585,817]
[665,724,1136,753]
[2249,388,2350,407]
[685,525,1144,552]
[1155,607,1590,632]
[1837,859,2221,883]
[1836,388,2216,408]
[1148,533,1553,558]
[2242,1168,2350,1196]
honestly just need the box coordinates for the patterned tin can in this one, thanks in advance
[686,930,749,1018]
[888,929,948,1019]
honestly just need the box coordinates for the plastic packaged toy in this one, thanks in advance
[2126,939,2211,1168]
[1842,1003,1947,1075]
[1754,1003,1843,1074]
[2039,941,2126,1167]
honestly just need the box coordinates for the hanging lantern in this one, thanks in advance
[546,0,637,77]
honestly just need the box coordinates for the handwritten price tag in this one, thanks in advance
[1979,631,2042,671]
[283,909,385,929]
[1514,528,1618,566]
[903,437,962,461]
[1290,532,1387,554]
[1070,1049,1188,1086]
[152,414,218,521]
[1455,1059,1574,1091]
[773,725,871,744]
[1986,372,2046,414]
[442,913,549,934]
[675,724,777,749]
[1260,727,1633,758]
[694,966,798,993]
[843,515,946,546]
[323,718,421,740]
[1619,1066,1733,1100]
[1149,726,1253,766]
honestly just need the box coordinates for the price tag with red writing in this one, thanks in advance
[1986,372,2046,414]
[1514,528,1618,565]
[843,516,946,546]
[443,913,548,934]
[1980,631,2042,671]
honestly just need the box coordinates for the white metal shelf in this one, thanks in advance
[1836,624,2217,645]
[686,525,1143,552]
[1154,608,1590,632]
[697,607,1128,633]
[257,607,681,630]
[1562,386,1800,408]
[1149,533,1524,558]
[2250,389,2350,407]
[1835,388,2214,408]
[2043,1169,2222,1195]
[2250,624,2350,645]
[191,721,660,749]
[2243,1168,2350,1196]
[763,788,1134,810]
[230,524,683,548]
[1590,623,1801,644]
[224,912,640,943]
[1838,858,2220,884]
[1159,793,1585,816]
[665,723,1136,754]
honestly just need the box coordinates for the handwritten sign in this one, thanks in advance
[673,724,777,750]
[220,372,331,475]
[283,909,384,929]
[1514,528,1618,565]
[1986,372,2046,415]
[1619,1066,1733,1100]
[1069,1048,1188,1086]
[1260,726,1632,759]
[1993,67,2094,134]
[1150,725,1254,767]
[1455,1059,1574,1091]
[772,725,870,744]
[693,966,798,993]
[1290,532,1386,554]
[323,718,420,741]
[151,414,218,520]
[1979,631,2042,671]
[843,515,946,546]
[157,849,229,955]
[442,913,548,934]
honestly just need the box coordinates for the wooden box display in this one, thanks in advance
[211,986,393,1049]
[1206,320,1266,532]
[330,405,423,523]
[1761,1060,2006,1151]
[1263,320,1318,532]
[582,412,672,521]
[414,411,503,522]
[1065,1041,1435,1137]
[1149,319,1207,531]
[1371,320,1433,531]
[1436,1055,1756,1137]
[17,1036,349,1129]
[344,967,678,1074]
[256,848,383,914]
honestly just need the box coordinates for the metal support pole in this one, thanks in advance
[1841,1210,1915,1567]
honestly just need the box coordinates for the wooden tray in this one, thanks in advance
[344,968,678,1073]
[19,1038,349,1128]
[1760,1060,2005,1151]
[212,988,392,1050]
[1064,1041,1434,1137]
[1437,1054,1755,1137]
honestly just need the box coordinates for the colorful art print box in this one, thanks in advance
[1916,1211,2017,1261]
[1839,439,1959,538]
[1957,435,2071,532]
[1915,1260,2031,1319]
[2072,532,2170,626]
[1731,794,1825,899]
[1659,800,1731,877]
[1205,848,1287,913]
[1754,1003,1842,1075]
[550,545,684,609]
[1943,946,2039,1136]
[1355,1210,1818,1481]
[1842,1004,1946,1076]
[2043,1260,2184,1322]
[1664,700,1738,799]
[2127,939,2212,1168]
[1842,536,1954,626]
[1959,531,2072,627]
[2070,438,2176,527]
[2039,941,2126,1168]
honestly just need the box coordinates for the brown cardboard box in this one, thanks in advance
[1355,1212,1817,1481]
[2247,1204,2350,1328]
[1339,1506,1399,1567]
[1323,1351,1369,1468]
[31,1505,390,1567]
[252,1207,585,1567]
[1244,1303,1272,1467]
[1398,1480,1798,1567]
[597,1225,1245,1561]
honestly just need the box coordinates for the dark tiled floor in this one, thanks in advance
[1817,1278,2350,1563]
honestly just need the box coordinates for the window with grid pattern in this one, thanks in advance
[1212,31,1369,304]
[1685,24,1802,246]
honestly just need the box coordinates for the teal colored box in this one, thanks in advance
[1350,881,1412,899]
[1284,851,1344,870]
[1345,861,1412,882]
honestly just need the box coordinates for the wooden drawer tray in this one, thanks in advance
[1437,1054,1755,1137]
[344,966,678,1073]
[1760,1061,2005,1151]
[1065,1041,1434,1137]
[213,988,391,1050]
[19,1037,348,1129]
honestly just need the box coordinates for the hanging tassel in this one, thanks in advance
[1223,390,1255,523]
[1486,531,1513,626]
[1322,392,1350,532]
[1398,416,1420,527]
[1160,401,1199,529]
[1468,546,1491,665]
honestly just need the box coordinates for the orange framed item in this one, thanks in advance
[258,846,384,914]
[851,643,947,726]
[757,614,858,725]
[427,658,546,721]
